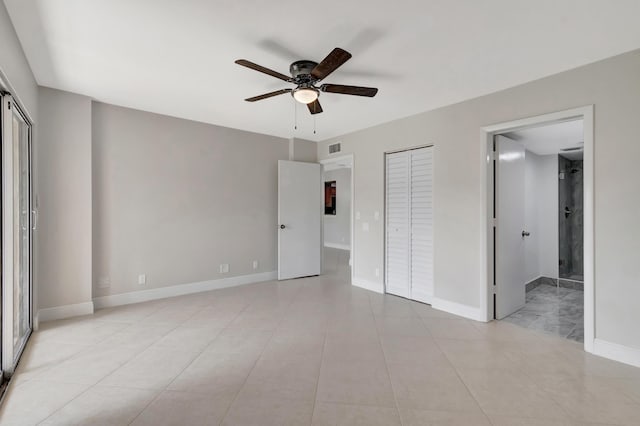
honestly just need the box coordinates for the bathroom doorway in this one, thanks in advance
[483,106,594,351]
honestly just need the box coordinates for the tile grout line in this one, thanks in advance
[368,293,405,426]
[309,318,329,424]
[424,312,495,426]
[218,284,303,425]
[36,303,204,425]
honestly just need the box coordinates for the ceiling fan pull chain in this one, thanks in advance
[294,100,297,130]
[314,115,316,134]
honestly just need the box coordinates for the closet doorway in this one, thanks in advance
[384,145,434,304]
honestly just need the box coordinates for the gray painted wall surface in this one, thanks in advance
[37,88,93,309]
[92,102,289,298]
[318,49,640,350]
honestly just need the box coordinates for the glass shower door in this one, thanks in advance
[2,94,33,375]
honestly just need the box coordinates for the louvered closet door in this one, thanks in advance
[385,151,410,298]
[409,147,434,303]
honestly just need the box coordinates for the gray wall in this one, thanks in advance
[37,88,93,309]
[0,1,37,119]
[92,102,289,298]
[323,168,351,248]
[318,49,640,351]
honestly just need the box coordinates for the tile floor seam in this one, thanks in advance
[218,286,303,425]
[308,323,328,423]
[430,330,496,425]
[126,302,258,425]
[367,292,405,426]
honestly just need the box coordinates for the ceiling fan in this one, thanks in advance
[235,47,378,115]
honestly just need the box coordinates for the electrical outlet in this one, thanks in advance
[252,260,259,270]
[98,276,110,289]
[219,263,229,274]
[138,274,146,285]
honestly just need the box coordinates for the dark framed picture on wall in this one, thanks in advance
[325,181,336,215]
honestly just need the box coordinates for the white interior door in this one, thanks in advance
[409,147,434,304]
[385,151,410,298]
[495,135,526,319]
[278,160,321,280]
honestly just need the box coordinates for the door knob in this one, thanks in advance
[280,224,286,229]
[522,230,530,237]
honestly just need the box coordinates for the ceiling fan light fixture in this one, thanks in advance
[292,87,319,104]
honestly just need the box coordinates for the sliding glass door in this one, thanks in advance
[2,94,33,375]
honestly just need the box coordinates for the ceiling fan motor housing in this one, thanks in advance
[290,60,318,80]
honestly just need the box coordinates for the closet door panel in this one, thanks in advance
[410,147,434,303]
[385,151,410,298]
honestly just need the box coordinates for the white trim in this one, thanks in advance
[480,105,595,354]
[431,297,486,322]
[352,277,383,294]
[38,301,94,323]
[593,339,640,368]
[93,271,277,309]
[324,242,350,250]
[320,154,355,286]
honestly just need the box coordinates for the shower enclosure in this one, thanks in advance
[558,155,583,282]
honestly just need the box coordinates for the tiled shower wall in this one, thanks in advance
[558,155,584,281]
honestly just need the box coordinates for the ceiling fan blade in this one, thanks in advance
[311,48,352,80]
[244,89,292,102]
[235,59,291,82]
[307,99,323,115]
[320,84,378,97]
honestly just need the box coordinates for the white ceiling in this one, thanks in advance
[5,1,640,141]
[504,119,584,159]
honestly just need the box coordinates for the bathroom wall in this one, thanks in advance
[524,151,559,284]
[558,155,584,280]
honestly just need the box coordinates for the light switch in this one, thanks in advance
[356,211,361,220]
[374,211,380,221]
[362,222,369,231]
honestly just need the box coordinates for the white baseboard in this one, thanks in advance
[38,301,95,323]
[593,338,640,368]
[431,297,486,322]
[351,277,383,294]
[93,271,277,310]
[324,242,350,250]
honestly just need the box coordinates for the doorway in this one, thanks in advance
[320,155,354,281]
[482,106,594,352]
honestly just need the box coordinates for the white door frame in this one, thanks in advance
[319,154,354,283]
[480,105,595,353]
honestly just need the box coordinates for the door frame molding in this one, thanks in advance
[320,154,354,283]
[480,105,595,353]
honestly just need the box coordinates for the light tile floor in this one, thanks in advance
[1,248,639,425]
[504,284,584,342]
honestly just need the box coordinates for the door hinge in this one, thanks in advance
[7,100,11,110]
[491,217,497,227]
[492,285,497,294]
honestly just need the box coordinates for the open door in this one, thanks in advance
[278,160,321,280]
[495,135,526,319]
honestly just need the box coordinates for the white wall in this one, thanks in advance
[37,88,93,310]
[524,151,558,283]
[536,154,559,280]
[318,49,640,352]
[323,168,351,249]
[92,102,289,298]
